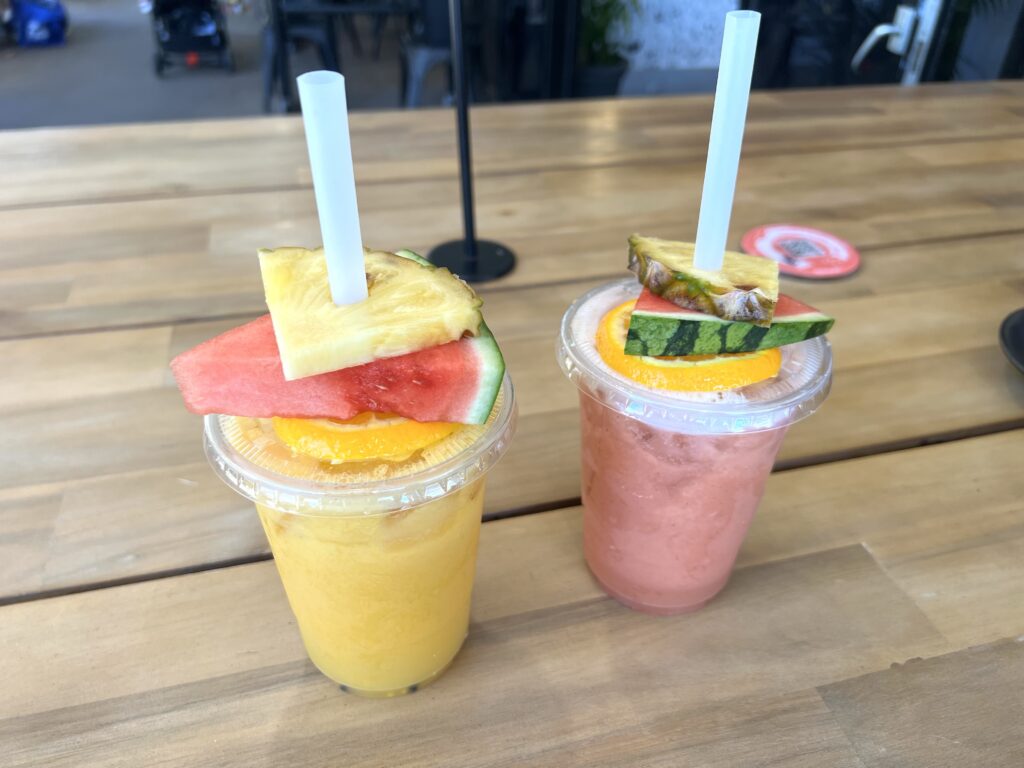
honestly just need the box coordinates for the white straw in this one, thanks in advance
[297,71,368,305]
[693,11,761,271]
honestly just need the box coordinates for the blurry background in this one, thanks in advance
[1,0,1022,129]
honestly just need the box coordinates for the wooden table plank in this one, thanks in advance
[875,531,1024,649]
[0,550,951,766]
[818,640,1024,768]
[4,133,1024,338]
[7,429,1021,715]
[2,82,1021,211]
[7,431,1024,764]
[7,409,1013,625]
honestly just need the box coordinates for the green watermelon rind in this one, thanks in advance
[464,321,506,424]
[391,249,504,423]
[394,248,434,268]
[625,309,834,357]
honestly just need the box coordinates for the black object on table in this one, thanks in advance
[427,0,515,282]
[999,308,1024,375]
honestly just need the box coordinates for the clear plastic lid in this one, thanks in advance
[204,375,516,516]
[557,280,832,435]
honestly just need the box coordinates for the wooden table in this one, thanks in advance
[3,82,1023,767]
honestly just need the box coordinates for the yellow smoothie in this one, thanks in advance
[256,478,484,695]
[185,246,515,698]
[205,378,514,697]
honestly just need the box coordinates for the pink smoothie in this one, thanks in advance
[559,280,832,617]
[579,392,787,614]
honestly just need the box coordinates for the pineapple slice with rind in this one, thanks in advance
[259,247,482,380]
[628,234,779,326]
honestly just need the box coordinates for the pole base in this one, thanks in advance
[427,240,516,283]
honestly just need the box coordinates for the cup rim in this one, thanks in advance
[557,279,833,434]
[203,374,517,516]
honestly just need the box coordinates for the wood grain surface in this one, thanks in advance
[1,270,1021,600]
[4,83,1024,339]
[2,82,1021,211]
[4,430,1023,766]
[3,83,1024,766]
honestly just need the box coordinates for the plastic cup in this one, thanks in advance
[203,376,516,696]
[557,281,831,615]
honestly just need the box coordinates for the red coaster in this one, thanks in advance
[741,224,860,279]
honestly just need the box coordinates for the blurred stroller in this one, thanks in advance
[150,0,235,76]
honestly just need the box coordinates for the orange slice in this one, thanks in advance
[271,412,461,464]
[596,300,782,392]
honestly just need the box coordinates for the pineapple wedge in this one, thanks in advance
[259,247,482,380]
[628,235,779,326]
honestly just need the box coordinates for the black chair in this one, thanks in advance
[262,0,407,113]
[400,0,452,107]
[400,0,500,107]
[397,0,574,107]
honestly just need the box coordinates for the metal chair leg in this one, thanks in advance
[276,12,294,109]
[371,13,387,59]
[402,46,452,108]
[341,15,363,56]
[261,24,276,112]
[323,15,341,71]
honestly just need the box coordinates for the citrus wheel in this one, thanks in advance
[596,300,782,392]
[272,412,461,464]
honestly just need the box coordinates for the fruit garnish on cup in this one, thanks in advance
[260,246,485,379]
[172,247,505,465]
[597,299,783,392]
[593,234,834,394]
[628,234,778,326]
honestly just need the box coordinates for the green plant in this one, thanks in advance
[579,0,640,67]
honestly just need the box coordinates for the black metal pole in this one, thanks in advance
[428,0,515,282]
[449,0,478,267]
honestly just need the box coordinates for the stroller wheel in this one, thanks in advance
[154,52,167,77]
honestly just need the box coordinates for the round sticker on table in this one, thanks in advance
[741,224,860,279]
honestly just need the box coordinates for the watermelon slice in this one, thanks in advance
[625,289,833,357]
[171,316,504,425]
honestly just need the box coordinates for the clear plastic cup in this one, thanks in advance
[204,376,516,696]
[558,281,831,615]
